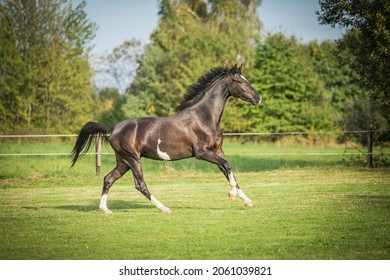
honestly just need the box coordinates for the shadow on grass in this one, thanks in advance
[228,155,344,172]
[52,200,154,212]
[50,200,229,213]
[346,194,390,210]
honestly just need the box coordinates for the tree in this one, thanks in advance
[0,0,97,133]
[307,40,359,113]
[243,33,335,138]
[93,39,144,94]
[317,0,390,107]
[340,96,389,144]
[317,0,390,145]
[96,87,126,124]
[125,0,262,117]
[307,40,388,143]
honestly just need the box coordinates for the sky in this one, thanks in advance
[80,0,345,56]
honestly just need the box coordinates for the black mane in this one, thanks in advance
[175,65,239,112]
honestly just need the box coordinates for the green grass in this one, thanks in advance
[0,142,389,259]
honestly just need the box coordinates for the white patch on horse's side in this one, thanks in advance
[151,195,171,213]
[157,138,171,160]
[240,75,248,82]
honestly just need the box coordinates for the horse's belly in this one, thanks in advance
[142,143,194,161]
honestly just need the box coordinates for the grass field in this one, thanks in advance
[0,141,389,259]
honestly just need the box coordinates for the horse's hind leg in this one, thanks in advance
[100,160,129,213]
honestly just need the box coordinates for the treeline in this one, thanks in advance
[1,0,389,144]
[0,0,96,133]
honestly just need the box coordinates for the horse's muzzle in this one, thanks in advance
[251,93,262,106]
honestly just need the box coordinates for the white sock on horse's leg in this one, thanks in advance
[99,193,112,213]
[150,195,171,213]
[237,188,254,206]
[227,171,254,206]
[228,171,238,199]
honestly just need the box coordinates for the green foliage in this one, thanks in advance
[239,33,335,137]
[317,0,390,107]
[0,0,97,133]
[307,40,359,114]
[317,0,390,147]
[339,96,389,143]
[95,87,126,124]
[307,39,389,144]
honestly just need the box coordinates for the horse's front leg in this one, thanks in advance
[127,157,171,213]
[197,149,254,206]
[220,164,254,207]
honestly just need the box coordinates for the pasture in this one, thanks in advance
[0,141,389,259]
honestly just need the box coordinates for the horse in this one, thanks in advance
[71,64,261,213]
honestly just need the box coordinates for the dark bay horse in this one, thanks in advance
[71,65,261,213]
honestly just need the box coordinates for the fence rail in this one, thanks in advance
[0,134,78,138]
[223,130,374,136]
[1,130,388,173]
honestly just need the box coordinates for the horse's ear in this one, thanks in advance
[238,64,243,73]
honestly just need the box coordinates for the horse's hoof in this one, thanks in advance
[244,201,255,207]
[161,207,171,214]
[100,208,112,214]
[228,193,237,199]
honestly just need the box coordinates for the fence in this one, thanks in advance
[0,130,387,174]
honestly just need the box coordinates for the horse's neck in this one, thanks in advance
[194,81,229,128]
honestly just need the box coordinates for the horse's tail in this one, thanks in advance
[71,121,114,167]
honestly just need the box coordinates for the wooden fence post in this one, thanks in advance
[367,127,373,168]
[96,135,102,175]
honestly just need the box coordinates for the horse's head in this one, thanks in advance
[227,65,261,106]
